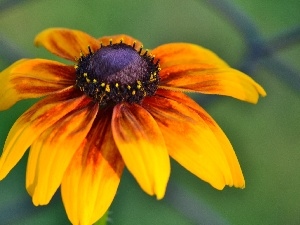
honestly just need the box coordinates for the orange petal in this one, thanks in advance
[98,34,143,50]
[0,87,89,180]
[159,64,266,103]
[0,59,74,110]
[112,103,170,199]
[155,89,245,188]
[62,108,124,225]
[152,43,229,69]
[143,92,243,190]
[27,102,98,205]
[35,28,101,61]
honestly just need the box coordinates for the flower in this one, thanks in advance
[0,28,266,225]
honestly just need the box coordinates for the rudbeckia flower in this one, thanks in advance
[0,28,266,225]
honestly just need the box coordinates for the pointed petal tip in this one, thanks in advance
[209,177,245,190]
[227,181,245,190]
[155,190,166,200]
[257,84,267,98]
[32,195,49,206]
[249,80,266,104]
[142,174,168,200]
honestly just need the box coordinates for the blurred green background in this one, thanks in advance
[0,0,299,224]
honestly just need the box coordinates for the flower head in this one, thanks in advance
[0,28,266,225]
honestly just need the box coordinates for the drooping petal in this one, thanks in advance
[98,34,143,50]
[112,103,170,199]
[0,59,74,110]
[0,87,89,180]
[143,91,243,190]
[155,89,245,188]
[152,43,229,69]
[62,107,124,225]
[27,102,98,205]
[159,64,266,103]
[35,28,101,61]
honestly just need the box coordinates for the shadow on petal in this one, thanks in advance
[27,102,98,205]
[0,59,74,110]
[0,87,88,180]
[155,89,245,188]
[143,90,245,189]
[62,107,124,225]
[112,103,170,199]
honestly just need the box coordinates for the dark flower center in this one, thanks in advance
[75,41,160,106]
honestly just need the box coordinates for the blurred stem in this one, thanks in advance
[0,0,29,12]
[165,181,229,225]
[268,26,300,52]
[93,211,109,225]
[202,0,300,90]
[0,34,32,64]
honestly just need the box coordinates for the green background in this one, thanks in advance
[0,0,299,224]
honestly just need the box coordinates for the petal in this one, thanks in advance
[0,59,74,110]
[98,34,143,50]
[27,102,98,205]
[159,64,266,103]
[0,87,89,180]
[155,89,245,188]
[112,103,170,199]
[143,92,243,190]
[152,43,229,69]
[35,28,101,61]
[62,108,124,225]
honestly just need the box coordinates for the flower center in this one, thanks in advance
[75,41,160,106]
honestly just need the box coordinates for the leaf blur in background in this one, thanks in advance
[0,0,299,224]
